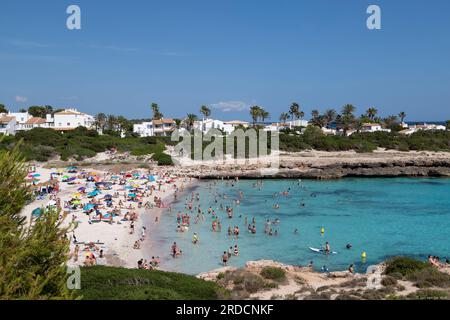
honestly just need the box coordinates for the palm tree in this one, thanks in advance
[0,103,7,114]
[185,113,198,131]
[250,106,261,127]
[106,115,118,131]
[352,118,363,133]
[200,105,211,120]
[398,112,406,123]
[279,112,289,124]
[94,113,107,131]
[324,109,337,126]
[116,116,129,135]
[384,115,398,130]
[342,104,356,117]
[366,108,378,121]
[289,103,300,122]
[299,111,305,121]
[311,109,320,120]
[151,103,163,120]
[260,109,270,123]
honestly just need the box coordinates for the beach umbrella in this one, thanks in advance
[62,175,69,180]
[83,204,95,211]
[128,193,137,198]
[78,187,86,191]
[32,208,42,216]
[72,200,82,205]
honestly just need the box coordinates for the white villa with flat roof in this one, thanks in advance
[47,109,95,131]
[361,123,391,133]
[224,120,250,129]
[0,108,95,135]
[133,119,176,137]
[399,123,446,135]
[194,119,235,135]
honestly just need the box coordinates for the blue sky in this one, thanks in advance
[0,0,449,121]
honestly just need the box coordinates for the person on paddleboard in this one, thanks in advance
[325,242,331,254]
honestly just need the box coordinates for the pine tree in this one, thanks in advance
[0,140,73,299]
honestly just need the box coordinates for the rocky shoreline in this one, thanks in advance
[196,159,450,179]
[42,149,450,180]
[197,259,450,300]
[177,150,450,180]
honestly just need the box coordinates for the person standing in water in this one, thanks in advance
[192,232,199,244]
[222,251,229,266]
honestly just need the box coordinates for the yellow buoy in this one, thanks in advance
[321,227,325,234]
[361,251,367,259]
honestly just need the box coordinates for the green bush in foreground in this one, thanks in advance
[260,267,286,282]
[385,257,450,289]
[384,257,430,277]
[78,266,228,300]
[152,152,174,166]
[408,289,449,300]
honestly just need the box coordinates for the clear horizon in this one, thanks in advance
[1,0,449,122]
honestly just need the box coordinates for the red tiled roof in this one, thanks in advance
[0,116,15,124]
[25,117,46,125]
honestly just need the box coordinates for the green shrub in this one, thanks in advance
[152,152,173,166]
[131,146,154,156]
[381,276,398,287]
[406,268,450,288]
[408,289,449,300]
[384,257,430,278]
[78,266,228,300]
[244,274,266,293]
[260,267,286,282]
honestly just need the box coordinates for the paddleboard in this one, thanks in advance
[309,247,338,255]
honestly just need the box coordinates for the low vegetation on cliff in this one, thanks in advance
[78,266,228,300]
[0,127,174,165]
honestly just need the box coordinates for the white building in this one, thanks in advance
[18,117,48,131]
[194,119,235,135]
[224,120,250,129]
[399,123,446,135]
[287,119,309,128]
[8,112,32,125]
[47,109,95,131]
[321,127,337,135]
[263,122,290,132]
[133,119,176,137]
[361,123,391,133]
[0,116,17,136]
[2,108,96,134]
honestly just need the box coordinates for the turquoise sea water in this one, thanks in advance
[148,178,450,275]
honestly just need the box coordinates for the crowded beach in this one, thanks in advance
[22,164,191,270]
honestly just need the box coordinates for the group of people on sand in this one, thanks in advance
[138,256,160,270]
[428,255,450,268]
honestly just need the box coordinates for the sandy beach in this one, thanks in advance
[20,163,194,270]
